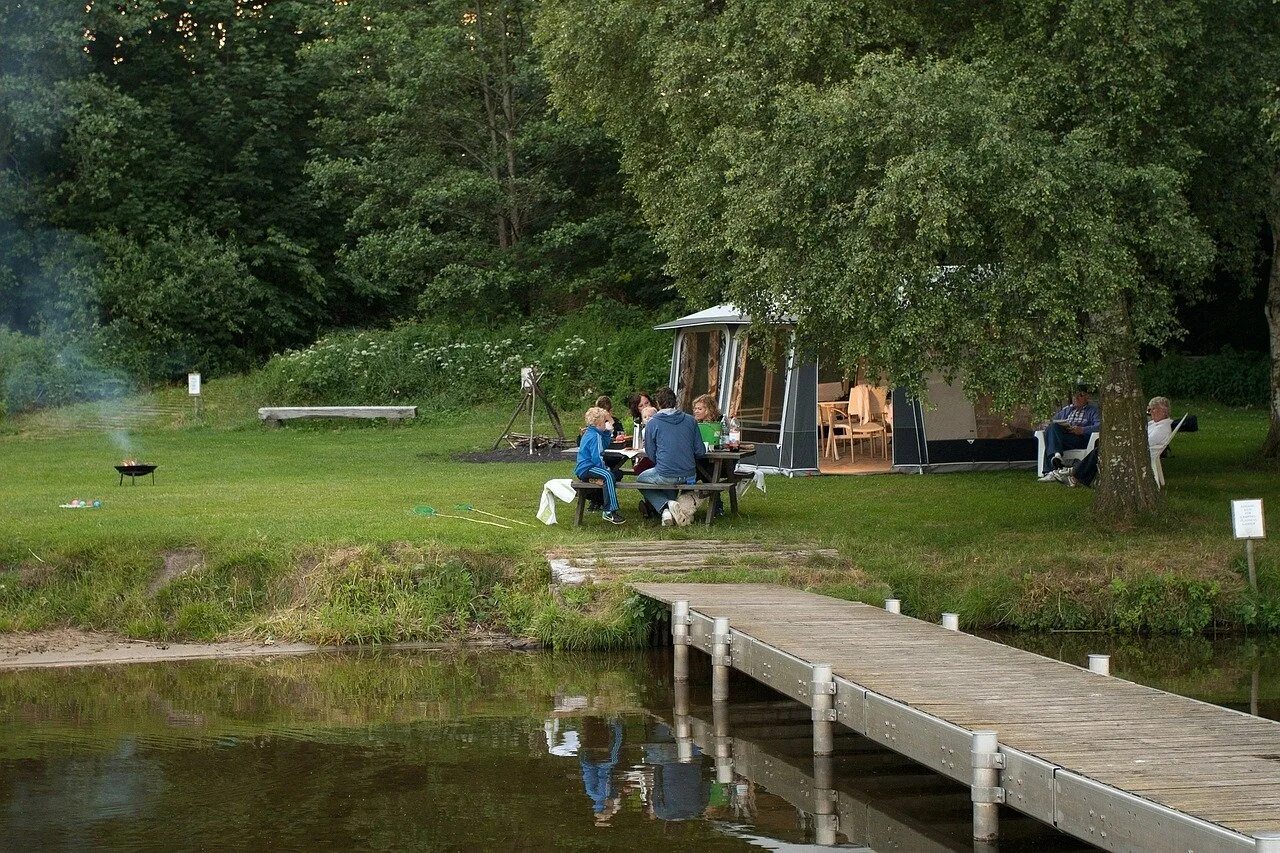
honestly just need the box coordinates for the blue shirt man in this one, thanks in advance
[636,386,706,524]
[1039,387,1100,479]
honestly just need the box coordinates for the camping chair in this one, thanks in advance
[825,403,856,459]
[1150,414,1188,488]
[846,384,889,459]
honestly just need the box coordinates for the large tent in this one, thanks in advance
[656,305,1038,475]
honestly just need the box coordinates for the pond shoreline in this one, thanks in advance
[0,629,539,671]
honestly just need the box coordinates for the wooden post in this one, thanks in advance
[1247,538,1257,592]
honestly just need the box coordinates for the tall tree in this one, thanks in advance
[304,0,666,323]
[537,0,1228,522]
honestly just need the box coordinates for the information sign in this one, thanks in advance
[1231,499,1265,540]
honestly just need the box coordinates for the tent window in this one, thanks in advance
[677,330,722,410]
[729,334,786,445]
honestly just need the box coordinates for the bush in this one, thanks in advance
[0,329,132,418]
[261,300,675,414]
[1141,348,1268,407]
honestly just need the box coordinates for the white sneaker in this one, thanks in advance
[1038,472,1058,482]
[661,506,675,526]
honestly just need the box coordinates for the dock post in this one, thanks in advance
[811,663,835,756]
[1256,832,1280,852]
[970,729,1003,842]
[672,600,690,683]
[674,677,693,763]
[884,598,901,614]
[1088,654,1111,676]
[813,752,838,846]
[712,617,731,702]
[942,612,960,631]
[712,698,733,784]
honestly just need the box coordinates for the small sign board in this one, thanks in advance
[520,367,535,391]
[188,373,201,396]
[1231,499,1265,540]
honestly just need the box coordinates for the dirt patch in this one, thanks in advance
[0,627,538,670]
[0,628,316,670]
[453,446,572,464]
[148,548,205,595]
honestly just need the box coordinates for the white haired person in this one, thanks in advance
[1055,396,1173,488]
[575,406,625,524]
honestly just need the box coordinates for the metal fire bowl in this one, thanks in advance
[114,464,157,476]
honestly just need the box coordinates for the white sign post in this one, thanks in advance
[188,372,202,422]
[1231,499,1265,591]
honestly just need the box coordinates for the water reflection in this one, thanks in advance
[0,637,1273,850]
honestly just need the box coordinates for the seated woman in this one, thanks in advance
[691,393,725,516]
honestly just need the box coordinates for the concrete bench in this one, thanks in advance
[258,406,417,427]
[570,480,735,527]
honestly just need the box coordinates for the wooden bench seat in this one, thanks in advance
[570,480,735,527]
[258,406,417,426]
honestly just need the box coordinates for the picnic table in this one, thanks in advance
[566,444,756,526]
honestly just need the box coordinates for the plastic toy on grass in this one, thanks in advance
[454,503,533,527]
[59,499,102,509]
[412,505,512,529]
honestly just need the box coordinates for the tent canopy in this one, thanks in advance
[654,304,1036,475]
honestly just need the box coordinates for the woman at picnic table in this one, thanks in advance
[691,393,726,517]
[576,406,625,525]
[626,391,653,431]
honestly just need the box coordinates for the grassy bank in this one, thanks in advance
[2,378,1277,645]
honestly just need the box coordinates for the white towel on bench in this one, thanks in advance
[537,478,578,525]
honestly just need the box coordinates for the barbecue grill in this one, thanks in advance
[115,464,157,485]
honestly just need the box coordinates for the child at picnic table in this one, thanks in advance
[576,406,625,525]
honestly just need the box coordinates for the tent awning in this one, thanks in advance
[654,304,752,331]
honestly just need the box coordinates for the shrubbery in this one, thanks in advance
[261,301,675,414]
[1141,347,1269,407]
[0,329,131,419]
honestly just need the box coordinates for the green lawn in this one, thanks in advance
[2,379,1277,643]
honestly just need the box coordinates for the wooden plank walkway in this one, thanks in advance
[633,583,1280,851]
[546,541,840,585]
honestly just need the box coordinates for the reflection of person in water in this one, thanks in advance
[579,717,624,825]
[643,722,709,821]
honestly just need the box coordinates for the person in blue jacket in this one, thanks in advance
[637,386,705,525]
[576,406,625,524]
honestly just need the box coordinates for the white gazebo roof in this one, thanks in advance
[653,304,753,331]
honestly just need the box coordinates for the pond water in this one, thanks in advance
[1,635,1276,851]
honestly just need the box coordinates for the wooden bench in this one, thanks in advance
[258,406,417,427]
[570,480,735,527]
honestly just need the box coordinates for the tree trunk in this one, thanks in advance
[1261,170,1280,459]
[1093,295,1161,524]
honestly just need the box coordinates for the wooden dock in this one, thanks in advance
[632,582,1280,852]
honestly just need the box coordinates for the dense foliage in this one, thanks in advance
[1,0,668,404]
[261,301,673,414]
[535,0,1279,518]
[1142,349,1271,408]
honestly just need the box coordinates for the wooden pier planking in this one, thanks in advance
[633,582,1280,846]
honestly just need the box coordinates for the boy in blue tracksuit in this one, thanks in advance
[576,406,625,524]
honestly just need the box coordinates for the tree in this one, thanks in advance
[537,0,1231,522]
[303,0,666,323]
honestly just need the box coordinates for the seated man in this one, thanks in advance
[1038,384,1101,481]
[637,386,705,526]
[1054,396,1173,488]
